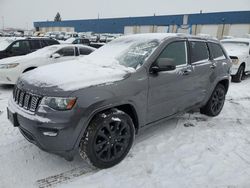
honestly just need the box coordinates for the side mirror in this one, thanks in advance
[51,53,60,59]
[150,58,176,73]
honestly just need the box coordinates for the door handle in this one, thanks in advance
[210,63,217,69]
[182,69,192,75]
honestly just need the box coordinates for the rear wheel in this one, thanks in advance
[200,84,226,117]
[79,109,135,169]
[232,65,244,83]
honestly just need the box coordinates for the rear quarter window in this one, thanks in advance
[208,43,227,60]
[79,47,94,55]
[46,39,59,45]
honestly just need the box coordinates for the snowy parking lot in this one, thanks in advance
[1,77,250,188]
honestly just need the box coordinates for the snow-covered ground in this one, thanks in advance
[1,77,250,188]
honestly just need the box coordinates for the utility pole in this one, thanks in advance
[97,13,100,34]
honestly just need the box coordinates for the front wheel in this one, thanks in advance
[79,109,135,169]
[200,84,226,117]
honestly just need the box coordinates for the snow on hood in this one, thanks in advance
[0,56,24,65]
[221,41,249,57]
[21,58,135,91]
[223,46,248,57]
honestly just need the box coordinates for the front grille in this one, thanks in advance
[13,86,42,112]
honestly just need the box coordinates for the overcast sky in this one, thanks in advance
[0,0,250,29]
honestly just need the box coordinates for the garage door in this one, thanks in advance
[200,25,218,37]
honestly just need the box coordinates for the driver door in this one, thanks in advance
[7,40,30,57]
[147,40,195,123]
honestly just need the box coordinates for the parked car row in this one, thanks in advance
[0,37,60,59]
[6,33,232,169]
[0,44,95,84]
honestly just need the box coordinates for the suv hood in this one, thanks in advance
[224,46,248,58]
[20,58,135,92]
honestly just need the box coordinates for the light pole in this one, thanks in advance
[2,16,4,31]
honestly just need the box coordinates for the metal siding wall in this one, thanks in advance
[34,15,183,33]
[34,11,250,33]
[188,11,250,25]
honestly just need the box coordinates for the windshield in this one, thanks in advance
[0,38,15,51]
[87,36,161,69]
[117,40,159,69]
[27,45,61,57]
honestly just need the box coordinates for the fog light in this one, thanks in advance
[42,131,58,137]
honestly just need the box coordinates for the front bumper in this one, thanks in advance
[7,96,87,159]
[230,65,239,75]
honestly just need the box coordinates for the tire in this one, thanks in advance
[79,109,135,169]
[232,65,244,83]
[200,84,226,117]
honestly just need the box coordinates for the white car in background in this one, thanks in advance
[0,44,95,85]
[221,38,250,82]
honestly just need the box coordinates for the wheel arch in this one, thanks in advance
[23,67,37,73]
[91,103,139,134]
[74,102,140,151]
[217,79,229,93]
[240,62,246,69]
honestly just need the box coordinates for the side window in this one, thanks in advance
[56,47,75,56]
[81,39,90,45]
[30,40,41,51]
[46,39,59,45]
[79,47,93,55]
[72,39,78,44]
[40,40,48,47]
[10,40,30,54]
[157,41,187,66]
[190,41,209,63]
[208,43,227,60]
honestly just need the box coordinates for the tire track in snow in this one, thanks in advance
[36,165,97,188]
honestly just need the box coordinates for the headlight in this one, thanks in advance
[230,57,239,65]
[231,59,239,65]
[41,97,77,111]
[0,63,19,69]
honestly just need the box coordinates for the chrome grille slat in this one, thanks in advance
[23,94,31,109]
[13,87,41,112]
[19,91,25,107]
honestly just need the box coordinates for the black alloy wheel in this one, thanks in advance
[79,109,135,169]
[200,84,226,117]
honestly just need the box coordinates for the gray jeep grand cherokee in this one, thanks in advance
[8,33,231,168]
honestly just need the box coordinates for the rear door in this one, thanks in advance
[207,42,229,79]
[147,39,196,123]
[29,40,42,52]
[188,40,215,103]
